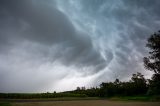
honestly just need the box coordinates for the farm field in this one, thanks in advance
[11,100,160,106]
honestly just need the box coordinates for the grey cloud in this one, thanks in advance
[0,0,160,92]
[0,0,109,92]
[0,0,106,70]
[66,0,160,82]
[0,0,75,45]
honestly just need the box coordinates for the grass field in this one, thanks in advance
[11,100,160,106]
[0,102,11,106]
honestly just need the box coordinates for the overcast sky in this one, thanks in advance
[0,0,160,93]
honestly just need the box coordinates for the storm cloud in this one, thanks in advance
[0,0,160,92]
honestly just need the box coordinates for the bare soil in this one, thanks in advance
[11,100,160,106]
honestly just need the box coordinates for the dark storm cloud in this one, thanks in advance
[0,0,160,92]
[108,0,160,80]
[0,0,108,92]
[0,0,106,70]
[59,0,160,82]
[0,0,75,45]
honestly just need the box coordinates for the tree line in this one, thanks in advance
[71,72,148,97]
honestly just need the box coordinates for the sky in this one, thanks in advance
[0,0,160,93]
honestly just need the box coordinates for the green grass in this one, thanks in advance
[0,102,11,106]
[110,96,149,101]
[33,97,100,101]
[0,97,101,102]
[109,95,160,101]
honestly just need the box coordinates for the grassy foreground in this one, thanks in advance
[109,95,160,101]
[0,96,160,106]
[0,102,11,106]
[0,96,160,102]
[11,100,160,106]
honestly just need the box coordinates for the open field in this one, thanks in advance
[1,96,160,106]
[10,100,160,106]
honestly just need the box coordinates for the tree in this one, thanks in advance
[130,72,148,95]
[143,31,160,74]
[143,30,160,95]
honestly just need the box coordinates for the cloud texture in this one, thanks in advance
[0,0,160,92]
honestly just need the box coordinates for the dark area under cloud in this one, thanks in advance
[0,0,106,69]
[0,0,160,92]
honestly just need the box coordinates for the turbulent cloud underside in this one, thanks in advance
[0,0,160,92]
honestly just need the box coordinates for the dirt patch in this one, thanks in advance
[11,100,160,106]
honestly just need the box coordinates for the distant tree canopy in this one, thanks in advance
[99,72,148,97]
[144,30,160,95]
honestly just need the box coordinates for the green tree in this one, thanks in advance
[130,72,148,95]
[143,31,160,95]
[143,31,160,74]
